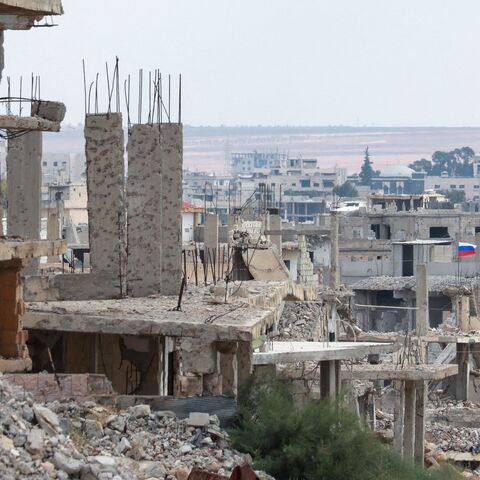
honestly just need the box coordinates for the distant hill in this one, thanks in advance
[44,125,480,174]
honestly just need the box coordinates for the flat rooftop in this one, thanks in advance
[253,341,395,365]
[25,282,304,342]
[352,275,479,294]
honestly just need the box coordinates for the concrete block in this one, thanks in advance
[180,338,217,374]
[186,412,210,427]
[31,101,66,123]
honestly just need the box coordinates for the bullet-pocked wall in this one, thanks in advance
[6,131,42,239]
[127,123,183,297]
[127,124,163,297]
[159,124,183,295]
[84,113,126,292]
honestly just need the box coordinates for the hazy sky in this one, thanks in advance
[4,0,480,126]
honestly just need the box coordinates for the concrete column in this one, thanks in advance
[237,341,252,391]
[85,113,125,292]
[217,341,238,396]
[269,214,282,255]
[126,124,163,297]
[414,380,426,465]
[456,295,470,331]
[456,343,470,401]
[159,124,183,295]
[7,131,42,239]
[320,360,337,399]
[393,380,405,455]
[47,212,61,263]
[415,264,428,336]
[220,352,237,396]
[205,213,219,250]
[329,211,339,288]
[0,259,28,359]
[403,380,416,461]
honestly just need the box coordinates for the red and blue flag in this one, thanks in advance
[458,242,477,257]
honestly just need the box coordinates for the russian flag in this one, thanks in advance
[458,242,477,257]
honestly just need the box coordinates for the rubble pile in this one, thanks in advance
[275,301,324,340]
[426,423,480,453]
[0,376,253,480]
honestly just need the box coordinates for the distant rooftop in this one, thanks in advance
[378,165,415,178]
[352,275,479,294]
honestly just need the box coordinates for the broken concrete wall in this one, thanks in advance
[84,113,125,292]
[126,124,163,297]
[160,124,183,295]
[297,235,316,285]
[24,272,123,302]
[6,131,42,242]
[242,247,290,282]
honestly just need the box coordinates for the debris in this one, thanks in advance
[0,375,253,479]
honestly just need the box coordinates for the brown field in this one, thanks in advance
[44,126,480,175]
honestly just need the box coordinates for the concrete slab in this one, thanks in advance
[0,0,63,15]
[253,341,396,365]
[0,239,66,261]
[25,292,273,342]
[341,364,458,381]
[242,247,290,282]
[0,115,60,131]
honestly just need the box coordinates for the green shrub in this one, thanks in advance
[230,376,458,480]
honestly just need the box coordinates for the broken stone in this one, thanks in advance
[174,465,190,480]
[0,434,14,451]
[115,437,131,455]
[180,444,193,454]
[31,100,66,123]
[187,412,210,427]
[84,419,104,439]
[26,427,44,456]
[53,451,84,475]
[33,404,60,435]
[129,404,151,418]
[140,461,167,478]
[106,414,126,432]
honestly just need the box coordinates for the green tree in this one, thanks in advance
[430,147,475,177]
[333,181,358,198]
[231,376,458,480]
[438,189,466,204]
[359,147,376,186]
[409,158,432,174]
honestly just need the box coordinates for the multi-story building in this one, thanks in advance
[184,152,346,223]
[42,153,86,185]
